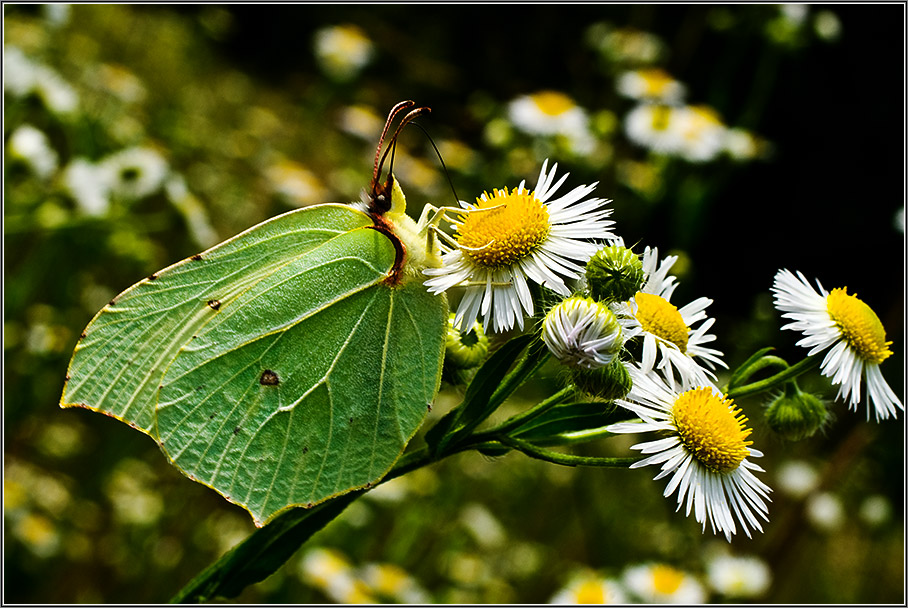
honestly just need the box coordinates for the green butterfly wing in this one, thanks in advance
[61,203,447,525]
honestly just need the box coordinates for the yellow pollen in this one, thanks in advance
[827,288,892,364]
[575,579,606,604]
[672,387,752,474]
[633,292,689,352]
[531,90,576,116]
[457,187,550,268]
[651,564,684,595]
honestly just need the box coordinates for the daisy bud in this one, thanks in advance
[444,314,489,370]
[765,383,829,441]
[585,244,645,303]
[543,296,624,369]
[571,357,633,402]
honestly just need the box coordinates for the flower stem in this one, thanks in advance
[483,385,575,436]
[726,355,820,399]
[496,435,640,468]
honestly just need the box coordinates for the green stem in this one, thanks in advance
[728,355,790,390]
[497,435,640,468]
[726,355,820,399]
[484,385,575,436]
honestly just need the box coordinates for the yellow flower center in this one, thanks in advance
[633,292,689,352]
[531,90,576,116]
[826,288,892,365]
[457,188,551,268]
[650,106,672,131]
[575,579,606,604]
[672,388,752,474]
[640,69,674,96]
[651,564,684,595]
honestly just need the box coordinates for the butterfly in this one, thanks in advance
[60,101,449,526]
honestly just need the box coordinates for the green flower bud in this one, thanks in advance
[570,357,633,402]
[765,383,829,441]
[585,244,645,303]
[444,314,489,370]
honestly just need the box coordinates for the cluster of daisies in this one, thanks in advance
[617,68,767,162]
[422,159,903,541]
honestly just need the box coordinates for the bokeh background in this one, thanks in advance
[4,4,904,604]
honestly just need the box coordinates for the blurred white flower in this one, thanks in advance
[674,105,728,162]
[299,547,376,603]
[550,571,628,604]
[8,124,58,179]
[266,159,328,205]
[43,3,71,27]
[780,3,809,27]
[894,207,904,234]
[313,24,375,81]
[805,491,845,532]
[3,46,78,115]
[858,494,892,528]
[616,68,686,103]
[4,46,37,97]
[166,176,219,248]
[63,159,112,217]
[460,503,506,549]
[775,460,820,500]
[813,10,842,41]
[360,563,431,604]
[625,103,729,162]
[706,553,772,598]
[724,127,767,161]
[101,147,169,200]
[338,104,385,140]
[622,563,706,603]
[508,91,595,153]
[591,25,666,65]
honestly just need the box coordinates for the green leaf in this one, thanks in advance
[170,493,361,603]
[61,203,447,525]
[427,333,538,455]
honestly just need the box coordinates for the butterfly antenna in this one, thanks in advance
[407,120,460,205]
[376,105,432,187]
[373,100,415,186]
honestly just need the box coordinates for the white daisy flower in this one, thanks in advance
[359,562,431,604]
[313,24,374,82]
[423,159,616,333]
[63,158,112,217]
[771,269,903,421]
[542,296,624,369]
[624,103,728,162]
[624,103,686,155]
[674,105,728,162]
[616,68,686,104]
[706,553,772,598]
[507,91,595,154]
[8,124,58,180]
[100,146,169,200]
[608,368,772,541]
[550,571,628,604]
[622,563,707,604]
[611,247,726,388]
